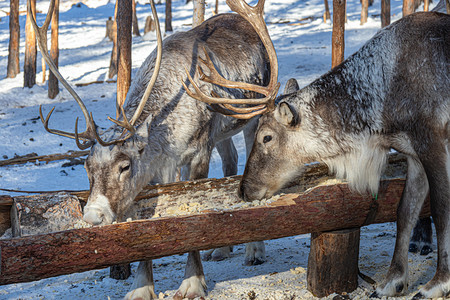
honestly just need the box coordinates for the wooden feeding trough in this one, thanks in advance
[0,153,430,297]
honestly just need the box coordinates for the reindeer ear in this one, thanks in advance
[283,78,299,94]
[275,102,299,127]
[135,115,153,138]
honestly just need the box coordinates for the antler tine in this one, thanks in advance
[182,68,277,105]
[29,0,96,149]
[197,47,273,96]
[129,0,163,126]
[183,0,279,118]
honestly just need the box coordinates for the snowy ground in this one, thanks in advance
[0,0,443,299]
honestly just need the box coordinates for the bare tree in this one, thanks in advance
[132,0,140,36]
[361,0,368,24]
[108,2,118,79]
[381,0,391,27]
[116,0,132,114]
[7,0,20,78]
[332,0,346,68]
[193,0,205,28]
[403,0,415,16]
[166,0,173,32]
[324,0,331,22]
[48,0,60,99]
[24,0,37,88]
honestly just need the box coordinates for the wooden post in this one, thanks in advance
[331,0,346,68]
[144,15,155,34]
[111,0,133,278]
[193,0,205,28]
[402,0,415,16]
[166,0,173,32]
[132,0,140,36]
[24,0,37,88]
[7,0,20,78]
[48,0,60,99]
[381,0,390,28]
[106,17,114,40]
[108,3,118,80]
[215,0,219,15]
[307,229,360,297]
[307,3,359,296]
[361,0,369,25]
[323,0,331,23]
[116,0,132,114]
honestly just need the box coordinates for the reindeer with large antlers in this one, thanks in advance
[29,0,277,298]
[186,6,450,300]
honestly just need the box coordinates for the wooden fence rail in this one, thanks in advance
[0,177,430,285]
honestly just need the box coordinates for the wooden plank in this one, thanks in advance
[0,178,430,285]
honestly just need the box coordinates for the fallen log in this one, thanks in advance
[0,178,430,286]
[0,150,89,167]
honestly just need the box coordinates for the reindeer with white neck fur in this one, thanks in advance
[29,0,277,298]
[186,9,450,299]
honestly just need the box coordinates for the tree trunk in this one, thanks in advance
[132,0,140,36]
[108,3,118,79]
[402,0,415,16]
[307,229,360,297]
[106,17,114,40]
[324,0,331,22]
[0,196,12,237]
[7,0,20,78]
[193,0,205,28]
[48,0,60,99]
[10,194,84,238]
[360,0,369,25]
[381,0,390,28]
[166,0,173,32]
[215,0,219,15]
[24,0,37,88]
[144,15,155,34]
[116,0,133,114]
[423,0,430,11]
[331,0,346,68]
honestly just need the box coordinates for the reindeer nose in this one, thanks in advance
[83,208,104,225]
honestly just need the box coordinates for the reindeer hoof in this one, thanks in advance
[409,243,419,253]
[412,292,425,300]
[420,245,433,256]
[369,291,380,298]
[244,257,265,266]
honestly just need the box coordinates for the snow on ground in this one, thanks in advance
[0,0,442,299]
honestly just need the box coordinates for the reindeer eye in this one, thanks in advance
[120,164,130,173]
[263,135,272,143]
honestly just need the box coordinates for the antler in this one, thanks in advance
[30,0,163,148]
[29,0,96,149]
[182,0,280,119]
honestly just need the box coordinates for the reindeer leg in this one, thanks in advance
[124,260,157,300]
[413,147,450,299]
[174,251,207,300]
[373,156,429,297]
[175,146,211,299]
[409,217,433,255]
[202,138,236,262]
[242,121,267,266]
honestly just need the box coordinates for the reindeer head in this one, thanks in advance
[29,0,163,225]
